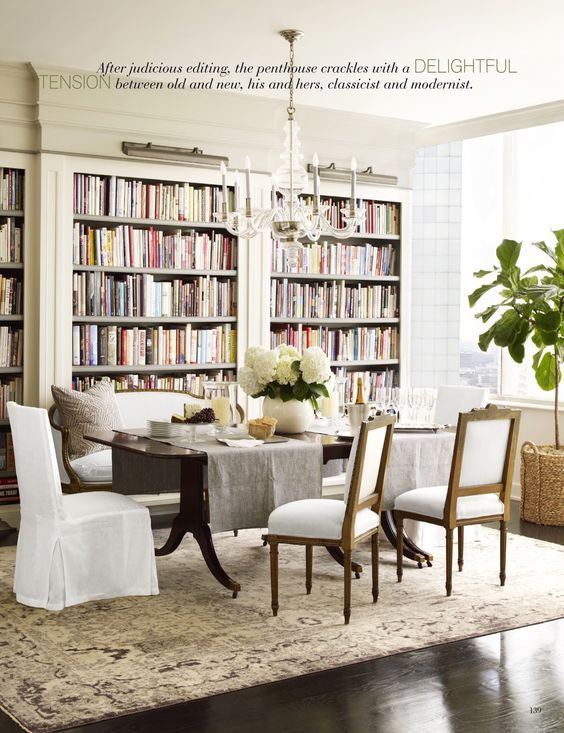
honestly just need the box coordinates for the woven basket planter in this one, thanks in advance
[520,442,564,525]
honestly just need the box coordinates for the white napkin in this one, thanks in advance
[217,438,264,448]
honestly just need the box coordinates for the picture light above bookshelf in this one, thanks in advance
[307,162,398,187]
[122,142,229,168]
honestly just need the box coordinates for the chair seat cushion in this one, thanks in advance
[62,491,147,521]
[394,485,505,520]
[70,450,112,484]
[268,499,379,540]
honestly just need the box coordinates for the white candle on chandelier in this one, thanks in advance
[312,152,319,197]
[350,157,357,204]
[245,156,252,199]
[220,161,228,205]
[234,170,241,210]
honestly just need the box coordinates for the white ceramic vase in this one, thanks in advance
[262,396,314,434]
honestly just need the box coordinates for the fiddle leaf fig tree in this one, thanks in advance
[469,231,564,450]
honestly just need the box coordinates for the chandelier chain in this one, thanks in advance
[287,38,295,120]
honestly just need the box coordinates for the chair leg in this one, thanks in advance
[457,526,464,572]
[500,520,507,586]
[371,531,379,603]
[445,528,453,597]
[233,529,238,537]
[305,545,313,595]
[395,512,404,583]
[343,549,352,625]
[269,540,279,617]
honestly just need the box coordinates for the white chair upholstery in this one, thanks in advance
[394,486,504,520]
[7,402,159,611]
[434,385,488,426]
[268,499,379,540]
[70,450,113,483]
[393,404,521,597]
[264,416,395,624]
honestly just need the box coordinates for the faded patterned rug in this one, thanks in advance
[1,528,563,733]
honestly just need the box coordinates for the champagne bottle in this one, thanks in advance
[355,376,366,404]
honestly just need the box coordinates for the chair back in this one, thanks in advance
[342,415,395,545]
[445,404,521,524]
[434,385,488,426]
[7,402,65,521]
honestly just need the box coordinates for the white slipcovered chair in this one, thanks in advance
[393,404,520,596]
[7,402,159,611]
[434,385,489,426]
[264,415,395,624]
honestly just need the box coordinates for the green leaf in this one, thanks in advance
[537,329,559,346]
[496,239,521,271]
[292,380,309,401]
[475,304,500,323]
[531,240,557,264]
[535,311,561,332]
[473,269,493,278]
[469,282,497,308]
[508,342,525,363]
[493,311,521,347]
[478,325,496,352]
[535,351,558,391]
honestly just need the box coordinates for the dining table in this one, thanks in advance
[85,426,456,596]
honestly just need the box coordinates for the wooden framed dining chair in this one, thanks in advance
[393,404,521,596]
[263,415,395,624]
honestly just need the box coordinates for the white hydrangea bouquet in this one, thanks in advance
[239,345,332,409]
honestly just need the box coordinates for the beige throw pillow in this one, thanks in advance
[51,381,124,460]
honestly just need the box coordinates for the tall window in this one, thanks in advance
[460,120,564,401]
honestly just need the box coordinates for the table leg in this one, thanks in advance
[155,457,241,596]
[381,511,433,567]
[325,547,363,578]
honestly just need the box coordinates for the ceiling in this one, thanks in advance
[4,0,564,127]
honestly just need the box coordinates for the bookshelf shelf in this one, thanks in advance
[272,272,399,283]
[0,315,23,322]
[0,263,23,270]
[270,317,399,325]
[73,214,229,230]
[0,210,23,218]
[73,265,237,277]
[270,191,402,402]
[73,316,237,324]
[72,363,237,374]
[71,171,239,395]
[0,367,23,375]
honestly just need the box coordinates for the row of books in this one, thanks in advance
[73,272,236,318]
[0,168,24,211]
[0,479,19,504]
[301,196,399,235]
[0,275,23,316]
[73,224,237,271]
[0,431,15,471]
[74,174,233,222]
[272,240,397,277]
[334,368,398,403]
[270,279,399,320]
[72,324,237,367]
[72,371,236,396]
[270,326,399,361]
[0,377,23,418]
[0,328,23,368]
[0,218,23,263]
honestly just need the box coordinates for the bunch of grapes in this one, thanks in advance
[186,407,216,424]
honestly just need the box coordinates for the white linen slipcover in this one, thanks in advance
[8,402,159,611]
[394,485,504,521]
[268,498,379,540]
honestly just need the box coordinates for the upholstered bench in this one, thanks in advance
[49,390,222,494]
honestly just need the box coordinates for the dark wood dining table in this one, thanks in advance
[85,429,434,597]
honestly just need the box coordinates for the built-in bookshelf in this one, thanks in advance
[0,165,25,506]
[270,193,401,402]
[71,172,238,395]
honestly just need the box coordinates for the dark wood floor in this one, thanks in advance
[1,501,562,733]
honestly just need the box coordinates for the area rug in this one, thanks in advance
[1,528,563,733]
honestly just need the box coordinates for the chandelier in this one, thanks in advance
[216,29,365,267]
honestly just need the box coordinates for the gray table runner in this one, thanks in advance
[113,430,323,533]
